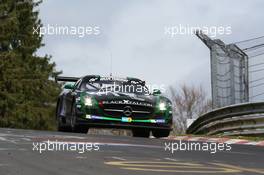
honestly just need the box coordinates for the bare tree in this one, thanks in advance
[169,84,212,134]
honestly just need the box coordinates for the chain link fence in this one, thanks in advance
[196,32,249,109]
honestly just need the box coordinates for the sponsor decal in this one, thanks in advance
[102,100,152,107]
[121,117,132,122]
[156,119,166,123]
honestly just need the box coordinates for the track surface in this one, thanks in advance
[0,128,263,175]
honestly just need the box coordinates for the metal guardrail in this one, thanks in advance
[186,102,264,136]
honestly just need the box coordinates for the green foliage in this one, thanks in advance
[0,0,61,130]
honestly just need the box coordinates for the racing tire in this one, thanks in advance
[152,129,170,138]
[57,117,72,132]
[70,103,89,134]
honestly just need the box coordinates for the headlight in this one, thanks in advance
[159,102,166,111]
[84,96,93,106]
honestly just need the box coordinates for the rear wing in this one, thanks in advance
[55,76,80,83]
[127,77,145,86]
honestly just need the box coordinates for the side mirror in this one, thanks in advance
[152,89,161,96]
[64,83,74,90]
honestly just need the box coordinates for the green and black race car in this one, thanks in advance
[55,75,173,138]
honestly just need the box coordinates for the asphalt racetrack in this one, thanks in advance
[0,128,263,175]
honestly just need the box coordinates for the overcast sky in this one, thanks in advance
[37,0,264,96]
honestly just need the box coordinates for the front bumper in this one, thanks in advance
[76,113,172,130]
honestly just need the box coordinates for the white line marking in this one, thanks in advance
[111,156,126,161]
[164,158,179,162]
[0,148,27,151]
[154,158,161,161]
[0,136,19,144]
[187,137,203,141]
[22,138,31,141]
[225,139,247,144]
[245,142,258,145]
[18,148,27,151]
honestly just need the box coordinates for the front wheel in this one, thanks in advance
[56,100,71,132]
[132,129,150,138]
[70,104,89,134]
[57,117,72,132]
[152,129,170,138]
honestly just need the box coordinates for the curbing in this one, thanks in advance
[164,136,264,147]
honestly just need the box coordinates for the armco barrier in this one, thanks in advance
[186,102,264,136]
